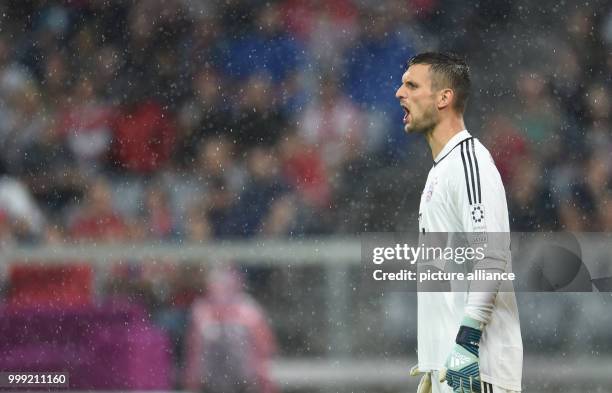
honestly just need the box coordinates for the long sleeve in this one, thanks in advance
[450,138,511,324]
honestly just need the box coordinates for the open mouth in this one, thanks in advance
[402,106,410,124]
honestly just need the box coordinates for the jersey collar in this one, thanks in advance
[433,129,472,165]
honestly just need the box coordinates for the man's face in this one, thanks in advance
[395,64,439,134]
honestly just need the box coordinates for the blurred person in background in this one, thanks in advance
[0,78,50,174]
[183,14,223,70]
[221,3,304,86]
[279,130,330,209]
[597,192,612,232]
[0,171,45,243]
[38,50,70,106]
[231,72,288,149]
[514,71,562,163]
[557,196,595,231]
[54,76,117,175]
[111,98,177,174]
[298,75,365,173]
[232,146,291,237]
[480,114,529,185]
[133,182,176,241]
[259,194,301,237]
[183,206,214,242]
[90,44,125,104]
[583,82,611,153]
[282,0,358,71]
[141,182,176,240]
[20,124,85,220]
[345,5,417,157]
[165,135,244,235]
[155,262,207,386]
[186,136,245,237]
[175,68,232,166]
[0,208,14,247]
[183,266,278,393]
[0,34,51,174]
[277,131,336,233]
[507,158,557,231]
[68,175,128,242]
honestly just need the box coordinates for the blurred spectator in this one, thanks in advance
[259,194,301,237]
[0,208,14,247]
[91,45,125,103]
[598,192,612,232]
[0,78,49,174]
[204,175,240,238]
[0,175,45,240]
[175,68,232,165]
[585,152,611,200]
[344,7,415,110]
[231,72,288,148]
[112,100,177,174]
[40,51,70,105]
[299,76,364,171]
[481,114,529,184]
[507,159,557,231]
[232,146,291,236]
[165,135,244,232]
[279,131,330,208]
[135,183,176,241]
[154,262,207,383]
[187,136,245,237]
[343,7,416,155]
[515,71,562,157]
[183,15,223,70]
[183,266,278,393]
[558,183,598,231]
[20,126,85,218]
[583,82,612,153]
[69,176,127,242]
[282,0,359,70]
[0,35,47,172]
[55,76,117,174]
[221,4,304,83]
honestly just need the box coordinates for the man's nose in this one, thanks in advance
[395,86,403,99]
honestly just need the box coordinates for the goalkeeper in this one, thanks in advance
[395,52,523,392]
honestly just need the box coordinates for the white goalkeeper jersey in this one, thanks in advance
[417,130,523,391]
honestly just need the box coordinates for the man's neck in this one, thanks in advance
[425,116,466,159]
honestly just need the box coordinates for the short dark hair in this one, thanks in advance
[407,52,471,113]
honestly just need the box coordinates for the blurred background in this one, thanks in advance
[0,0,611,392]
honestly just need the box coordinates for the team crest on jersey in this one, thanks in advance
[471,204,485,224]
[425,178,438,202]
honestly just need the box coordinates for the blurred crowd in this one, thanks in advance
[0,0,610,247]
[0,0,415,248]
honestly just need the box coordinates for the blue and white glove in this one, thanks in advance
[440,316,483,393]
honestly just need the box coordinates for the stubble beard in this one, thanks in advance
[404,107,438,136]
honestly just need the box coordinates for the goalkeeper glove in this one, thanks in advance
[440,316,483,393]
[409,365,432,393]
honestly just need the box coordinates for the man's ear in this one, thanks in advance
[437,89,454,110]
